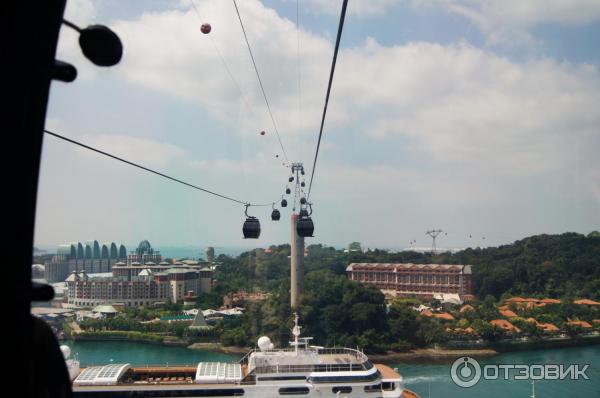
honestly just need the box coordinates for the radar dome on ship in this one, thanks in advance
[257,336,274,351]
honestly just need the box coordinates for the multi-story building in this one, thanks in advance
[65,267,213,307]
[346,263,474,301]
[126,240,162,265]
[44,240,127,283]
[64,240,212,307]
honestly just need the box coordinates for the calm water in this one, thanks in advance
[67,341,599,397]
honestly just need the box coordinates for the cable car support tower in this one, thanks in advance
[288,162,311,309]
[425,229,444,255]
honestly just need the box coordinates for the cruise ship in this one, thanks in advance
[66,314,420,398]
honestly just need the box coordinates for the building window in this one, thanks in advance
[364,383,382,393]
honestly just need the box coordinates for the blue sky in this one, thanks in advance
[36,0,600,250]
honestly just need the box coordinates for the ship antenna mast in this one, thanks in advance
[292,312,301,355]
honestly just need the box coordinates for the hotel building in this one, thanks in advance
[63,240,213,307]
[346,263,474,301]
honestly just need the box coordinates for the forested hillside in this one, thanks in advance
[202,232,599,351]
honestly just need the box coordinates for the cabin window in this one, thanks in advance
[382,382,395,391]
[279,387,310,395]
[332,386,352,394]
[309,371,380,383]
[364,383,382,393]
[259,376,307,381]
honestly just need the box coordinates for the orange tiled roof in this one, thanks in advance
[459,304,475,313]
[420,309,433,317]
[592,319,600,324]
[540,298,561,304]
[505,297,539,303]
[537,323,559,332]
[433,312,455,321]
[566,320,592,328]
[505,297,527,303]
[490,319,521,333]
[500,309,518,318]
[525,317,538,323]
[574,299,600,306]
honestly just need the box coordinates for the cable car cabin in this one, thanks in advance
[271,209,280,221]
[286,188,291,194]
[296,216,314,237]
[289,176,294,182]
[300,197,307,205]
[281,199,288,207]
[243,217,261,239]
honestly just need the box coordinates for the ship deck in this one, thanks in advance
[317,352,363,364]
[374,363,401,380]
[74,362,402,389]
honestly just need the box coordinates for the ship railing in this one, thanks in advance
[240,347,367,363]
[239,349,257,366]
[316,347,369,362]
[251,362,370,374]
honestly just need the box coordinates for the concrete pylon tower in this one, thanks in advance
[290,213,305,308]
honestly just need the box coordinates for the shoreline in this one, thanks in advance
[68,333,600,364]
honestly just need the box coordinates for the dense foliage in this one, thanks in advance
[206,233,599,352]
[69,233,598,353]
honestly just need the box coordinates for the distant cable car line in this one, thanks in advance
[43,129,275,208]
[232,0,289,164]
[307,0,348,200]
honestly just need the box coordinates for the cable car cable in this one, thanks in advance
[307,0,348,200]
[296,0,301,135]
[44,129,275,207]
[232,0,289,164]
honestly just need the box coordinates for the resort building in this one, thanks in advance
[64,241,212,307]
[346,263,474,301]
[44,240,127,283]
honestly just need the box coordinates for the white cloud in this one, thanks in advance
[41,0,600,247]
[110,0,331,144]
[56,0,600,188]
[425,0,600,46]
[334,39,600,174]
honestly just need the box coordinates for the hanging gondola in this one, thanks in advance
[296,205,314,237]
[300,197,306,205]
[271,209,280,221]
[300,181,305,187]
[200,23,211,34]
[289,176,294,182]
[281,197,288,207]
[271,204,280,221]
[286,187,291,194]
[242,205,260,239]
